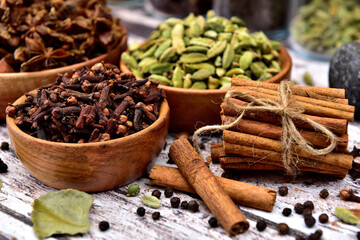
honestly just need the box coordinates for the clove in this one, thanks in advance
[340,189,360,203]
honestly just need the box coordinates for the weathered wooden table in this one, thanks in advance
[1,6,360,240]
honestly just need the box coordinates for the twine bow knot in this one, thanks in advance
[193,81,336,175]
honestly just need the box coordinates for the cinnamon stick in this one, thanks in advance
[149,165,277,212]
[221,98,348,135]
[222,131,353,170]
[233,86,353,112]
[220,151,348,175]
[232,78,345,99]
[220,159,346,178]
[211,142,223,163]
[229,86,354,121]
[169,138,249,235]
[221,116,348,152]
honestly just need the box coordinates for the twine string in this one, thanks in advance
[193,81,337,175]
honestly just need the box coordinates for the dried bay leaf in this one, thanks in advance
[31,189,93,239]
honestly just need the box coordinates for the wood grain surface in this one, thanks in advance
[1,122,360,240]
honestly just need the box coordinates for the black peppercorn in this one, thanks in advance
[1,142,9,151]
[303,201,314,210]
[308,230,322,240]
[136,207,145,216]
[208,217,218,228]
[357,231,360,240]
[256,220,267,232]
[188,200,199,212]
[152,190,161,199]
[304,216,316,228]
[99,221,109,231]
[0,158,8,173]
[164,187,174,198]
[319,213,329,223]
[170,197,180,208]
[180,201,188,209]
[302,208,312,217]
[319,188,329,199]
[282,208,292,217]
[278,186,288,196]
[296,236,306,240]
[277,223,289,235]
[152,211,160,220]
[294,203,304,214]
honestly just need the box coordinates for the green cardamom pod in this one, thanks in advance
[189,37,215,48]
[180,53,208,63]
[149,74,173,86]
[142,194,161,209]
[127,184,140,197]
[121,52,138,70]
[192,68,214,81]
[222,43,234,69]
[187,63,215,71]
[184,46,208,53]
[172,23,186,54]
[183,73,192,88]
[159,47,177,63]
[239,51,254,70]
[335,207,360,225]
[225,68,245,77]
[218,33,232,42]
[216,68,226,77]
[204,30,218,39]
[150,62,172,75]
[208,76,219,89]
[250,62,264,78]
[172,65,183,88]
[207,40,227,59]
[154,39,172,59]
[191,81,207,89]
[140,44,157,59]
[140,58,158,73]
[189,20,201,38]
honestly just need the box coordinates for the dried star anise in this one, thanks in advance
[0,0,125,72]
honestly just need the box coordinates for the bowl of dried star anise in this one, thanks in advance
[0,0,128,119]
[6,63,169,192]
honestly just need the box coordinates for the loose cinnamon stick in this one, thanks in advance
[221,116,348,152]
[232,78,345,99]
[149,165,277,212]
[221,98,348,135]
[229,87,354,121]
[169,138,249,235]
[233,86,353,112]
[222,131,353,170]
[211,142,223,163]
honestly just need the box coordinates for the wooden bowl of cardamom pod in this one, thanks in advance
[120,47,291,133]
[6,91,169,192]
[0,24,128,120]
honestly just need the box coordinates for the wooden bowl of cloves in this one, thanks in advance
[6,63,170,192]
[0,1,128,119]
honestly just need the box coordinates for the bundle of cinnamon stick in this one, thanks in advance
[211,78,355,178]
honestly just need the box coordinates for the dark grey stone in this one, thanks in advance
[329,42,360,120]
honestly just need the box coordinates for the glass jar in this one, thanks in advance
[144,0,212,19]
[214,0,298,40]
